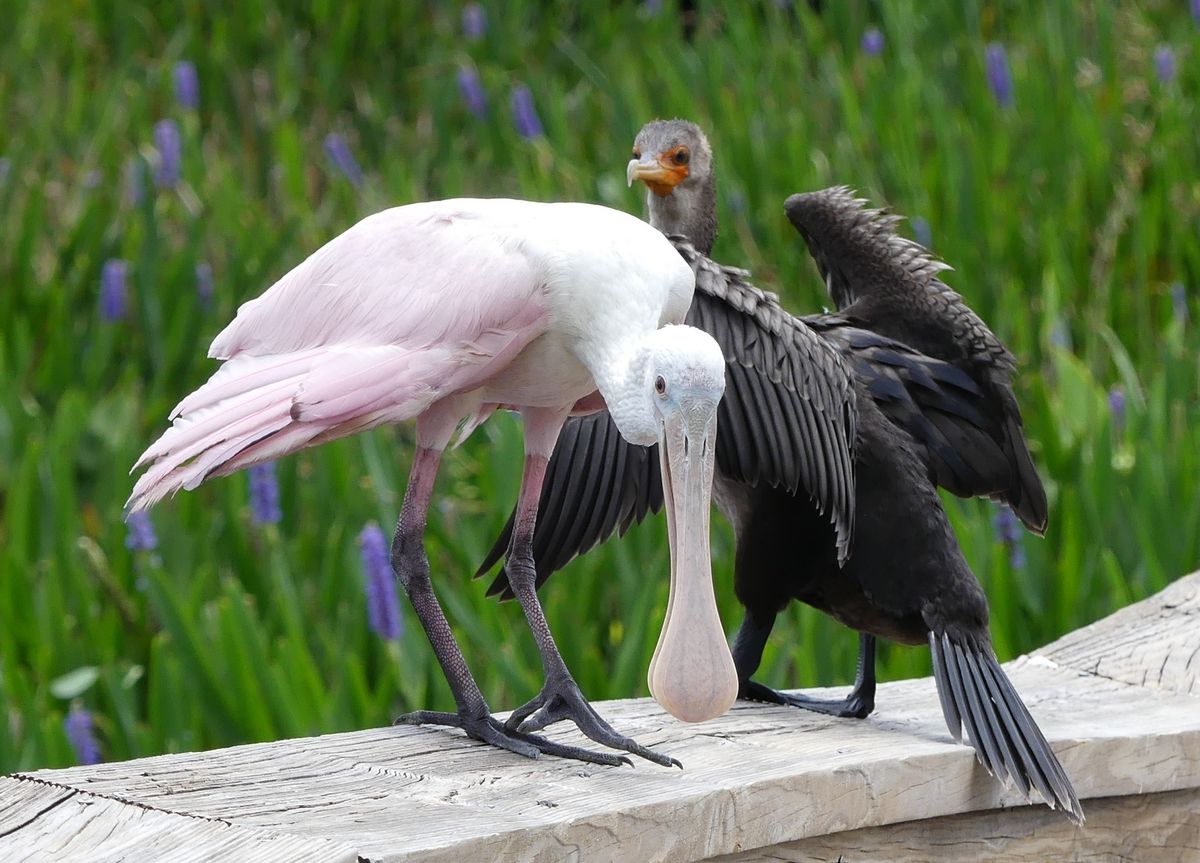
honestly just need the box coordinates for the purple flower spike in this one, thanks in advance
[510,85,544,140]
[196,261,214,309]
[174,60,199,110]
[911,216,932,249]
[324,133,364,187]
[1008,543,1027,570]
[457,66,488,119]
[124,157,144,206]
[993,504,1020,544]
[248,462,282,525]
[1108,386,1126,433]
[462,3,487,41]
[861,27,885,57]
[0,157,10,186]
[1193,0,1200,25]
[992,505,1024,570]
[1049,318,1071,350]
[153,119,182,188]
[125,509,158,551]
[360,523,402,641]
[100,259,128,322]
[1170,282,1188,324]
[985,43,1014,108]
[1154,45,1176,84]
[65,705,102,765]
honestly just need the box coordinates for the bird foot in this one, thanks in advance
[506,675,682,768]
[397,709,632,767]
[742,679,874,719]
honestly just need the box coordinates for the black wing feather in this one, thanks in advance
[805,315,1040,514]
[678,242,857,559]
[480,412,663,599]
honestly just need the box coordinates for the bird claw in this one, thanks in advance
[506,677,682,769]
[397,709,632,766]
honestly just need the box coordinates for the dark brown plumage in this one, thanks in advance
[479,121,1078,820]
[785,188,1047,534]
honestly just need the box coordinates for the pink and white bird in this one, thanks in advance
[128,198,737,766]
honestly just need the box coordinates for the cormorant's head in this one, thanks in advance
[626,119,713,198]
[627,119,718,255]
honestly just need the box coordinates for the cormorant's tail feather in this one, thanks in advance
[929,631,1083,822]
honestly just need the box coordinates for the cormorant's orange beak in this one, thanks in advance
[626,149,690,197]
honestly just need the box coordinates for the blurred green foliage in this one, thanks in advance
[1,1,1197,772]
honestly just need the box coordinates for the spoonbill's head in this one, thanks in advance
[631,325,738,724]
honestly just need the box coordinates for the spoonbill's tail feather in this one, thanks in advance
[127,346,458,513]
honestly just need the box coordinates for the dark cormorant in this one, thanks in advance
[480,120,1080,819]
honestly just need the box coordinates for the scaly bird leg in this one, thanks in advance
[503,409,680,768]
[393,444,628,766]
[737,612,876,720]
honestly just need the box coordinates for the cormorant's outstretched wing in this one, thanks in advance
[480,239,859,598]
[805,316,1034,510]
[678,241,857,549]
[785,187,1046,534]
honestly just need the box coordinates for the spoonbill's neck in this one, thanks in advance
[589,338,657,446]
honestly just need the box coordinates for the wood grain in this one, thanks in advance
[716,788,1200,863]
[2,571,1197,862]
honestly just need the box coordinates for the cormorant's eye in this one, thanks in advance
[673,148,690,166]
[654,375,667,396]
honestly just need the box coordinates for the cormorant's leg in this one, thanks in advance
[393,445,628,767]
[731,608,783,702]
[502,412,680,767]
[743,630,877,719]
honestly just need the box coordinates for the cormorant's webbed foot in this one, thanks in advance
[741,679,875,719]
[397,708,632,767]
[505,669,682,769]
[738,632,877,720]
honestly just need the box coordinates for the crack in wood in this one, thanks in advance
[0,785,77,839]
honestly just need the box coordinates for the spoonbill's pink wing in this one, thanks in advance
[129,201,552,513]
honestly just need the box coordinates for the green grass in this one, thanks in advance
[1,1,1197,772]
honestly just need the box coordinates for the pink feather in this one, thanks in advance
[128,201,554,513]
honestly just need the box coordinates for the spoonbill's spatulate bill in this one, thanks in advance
[482,122,1081,819]
[128,197,736,766]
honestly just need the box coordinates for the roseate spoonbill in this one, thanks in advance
[480,122,1080,819]
[128,197,736,767]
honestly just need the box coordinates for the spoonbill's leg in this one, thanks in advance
[503,408,681,768]
[393,421,629,766]
[737,612,876,720]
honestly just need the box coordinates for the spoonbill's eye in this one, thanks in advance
[654,375,667,396]
[632,147,641,159]
[672,148,690,165]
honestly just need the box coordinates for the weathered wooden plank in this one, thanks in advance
[0,776,360,863]
[4,571,1198,862]
[1036,570,1200,696]
[14,664,1200,860]
[715,787,1200,863]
